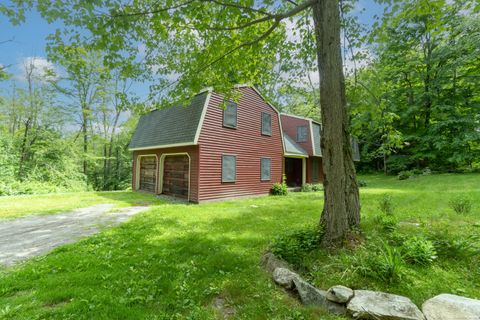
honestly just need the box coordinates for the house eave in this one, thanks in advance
[129,142,197,151]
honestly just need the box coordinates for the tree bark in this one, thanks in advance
[312,0,360,245]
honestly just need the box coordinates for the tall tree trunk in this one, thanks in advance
[312,0,360,245]
[82,104,89,177]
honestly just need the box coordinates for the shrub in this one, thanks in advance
[428,228,479,259]
[366,243,405,283]
[402,237,437,265]
[378,194,395,216]
[374,214,398,232]
[312,184,323,192]
[271,175,288,196]
[357,179,367,187]
[397,170,415,180]
[449,196,472,214]
[300,183,313,192]
[270,226,324,265]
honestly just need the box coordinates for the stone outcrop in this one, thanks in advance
[326,285,354,304]
[347,290,425,320]
[292,277,346,315]
[422,294,480,320]
[272,267,299,289]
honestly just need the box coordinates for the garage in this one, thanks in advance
[138,156,157,193]
[162,155,189,199]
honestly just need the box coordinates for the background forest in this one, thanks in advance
[0,0,479,195]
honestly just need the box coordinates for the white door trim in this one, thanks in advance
[159,152,191,201]
[135,154,159,193]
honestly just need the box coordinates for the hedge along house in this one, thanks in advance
[129,85,360,202]
[129,86,284,202]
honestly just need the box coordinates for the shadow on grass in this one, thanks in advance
[0,197,326,319]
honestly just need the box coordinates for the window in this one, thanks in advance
[312,158,319,181]
[297,125,308,142]
[222,155,236,182]
[223,101,237,128]
[261,112,272,136]
[261,157,271,181]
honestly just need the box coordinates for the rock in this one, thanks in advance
[326,285,354,304]
[422,294,480,320]
[347,290,425,320]
[272,267,299,289]
[212,296,236,319]
[292,277,346,315]
[261,252,290,274]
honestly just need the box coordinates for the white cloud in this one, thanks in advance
[15,56,59,82]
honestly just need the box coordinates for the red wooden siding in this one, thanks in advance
[306,156,324,183]
[197,87,284,201]
[280,114,314,155]
[132,145,200,202]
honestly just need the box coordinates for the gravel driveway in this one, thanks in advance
[0,204,149,266]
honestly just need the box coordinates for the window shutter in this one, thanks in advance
[222,155,236,182]
[223,101,237,128]
[261,158,271,181]
[297,126,308,142]
[261,112,272,136]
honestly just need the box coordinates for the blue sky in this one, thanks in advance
[0,1,384,96]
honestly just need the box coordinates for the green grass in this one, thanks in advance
[0,173,479,319]
[0,192,165,219]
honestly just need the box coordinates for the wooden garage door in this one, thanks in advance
[163,155,189,198]
[139,156,157,193]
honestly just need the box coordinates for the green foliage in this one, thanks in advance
[270,226,324,265]
[449,196,472,214]
[300,183,323,192]
[378,194,395,215]
[398,170,415,180]
[402,237,437,266]
[271,175,288,196]
[374,214,398,232]
[366,243,405,283]
[428,227,480,259]
[357,179,367,187]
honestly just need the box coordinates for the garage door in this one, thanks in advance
[162,155,189,199]
[139,156,157,193]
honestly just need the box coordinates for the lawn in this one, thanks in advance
[0,191,165,219]
[0,173,478,319]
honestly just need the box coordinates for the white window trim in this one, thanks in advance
[158,152,191,202]
[135,154,159,193]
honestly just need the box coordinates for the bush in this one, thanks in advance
[397,170,415,180]
[366,243,405,283]
[428,228,479,259]
[358,179,367,187]
[378,194,395,216]
[402,237,437,265]
[300,183,313,192]
[374,214,398,232]
[312,184,323,192]
[271,175,288,196]
[449,196,472,214]
[270,226,324,265]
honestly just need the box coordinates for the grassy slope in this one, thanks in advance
[0,173,478,319]
[0,192,165,219]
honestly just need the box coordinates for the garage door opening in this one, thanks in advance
[138,156,157,193]
[162,154,190,199]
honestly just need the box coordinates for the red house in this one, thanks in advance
[129,86,358,202]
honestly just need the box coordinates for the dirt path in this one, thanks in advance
[0,204,149,266]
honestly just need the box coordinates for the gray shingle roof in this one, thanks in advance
[283,133,308,156]
[129,92,208,150]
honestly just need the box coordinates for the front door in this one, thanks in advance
[162,155,189,199]
[285,157,303,187]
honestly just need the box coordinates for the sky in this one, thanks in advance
[0,0,385,98]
